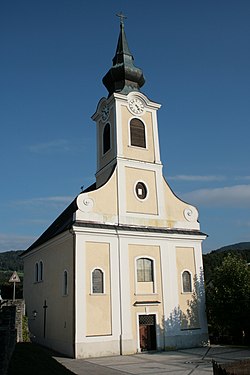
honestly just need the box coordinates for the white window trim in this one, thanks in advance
[90,267,105,295]
[134,256,157,294]
[181,269,193,294]
[128,117,148,149]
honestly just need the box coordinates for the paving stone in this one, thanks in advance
[54,346,250,375]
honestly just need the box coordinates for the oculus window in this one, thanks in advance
[136,182,147,200]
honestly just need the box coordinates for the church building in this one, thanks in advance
[21,18,208,358]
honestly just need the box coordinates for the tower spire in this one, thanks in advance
[102,14,145,97]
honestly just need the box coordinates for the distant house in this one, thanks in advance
[21,19,208,358]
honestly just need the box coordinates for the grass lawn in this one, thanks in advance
[8,343,74,375]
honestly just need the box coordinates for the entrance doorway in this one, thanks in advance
[139,314,156,351]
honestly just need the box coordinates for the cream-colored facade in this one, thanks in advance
[22,20,208,358]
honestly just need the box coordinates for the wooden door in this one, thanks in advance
[139,315,156,351]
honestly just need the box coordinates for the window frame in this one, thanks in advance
[34,260,44,283]
[102,122,111,155]
[134,180,149,201]
[63,269,68,296]
[136,258,154,282]
[135,256,157,294]
[91,268,105,294]
[39,260,43,282]
[181,270,193,293]
[129,118,147,149]
[35,262,39,282]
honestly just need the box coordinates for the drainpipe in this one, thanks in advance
[70,228,76,358]
[115,157,123,355]
[115,226,123,355]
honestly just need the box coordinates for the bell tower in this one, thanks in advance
[91,15,199,230]
[92,16,162,185]
[91,16,168,226]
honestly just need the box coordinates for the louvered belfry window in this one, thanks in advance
[130,119,146,148]
[103,123,111,154]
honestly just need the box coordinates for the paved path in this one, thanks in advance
[55,346,250,375]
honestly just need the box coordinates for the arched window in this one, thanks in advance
[182,271,192,293]
[130,118,146,148]
[63,270,68,296]
[103,123,111,154]
[35,262,39,282]
[137,258,153,282]
[92,269,104,293]
[39,261,43,281]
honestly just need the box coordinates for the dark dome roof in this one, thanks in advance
[102,21,145,97]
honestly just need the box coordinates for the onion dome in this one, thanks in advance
[102,14,145,97]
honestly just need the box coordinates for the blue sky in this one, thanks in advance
[0,0,249,253]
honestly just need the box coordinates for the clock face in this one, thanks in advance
[101,104,110,121]
[129,98,144,114]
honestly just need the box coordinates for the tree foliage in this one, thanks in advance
[206,254,250,344]
[203,247,250,283]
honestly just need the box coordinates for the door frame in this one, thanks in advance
[136,312,159,352]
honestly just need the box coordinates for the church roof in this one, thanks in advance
[102,15,145,97]
[24,198,78,252]
[73,222,206,237]
[22,183,96,255]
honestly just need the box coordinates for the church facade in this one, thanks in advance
[22,19,208,358]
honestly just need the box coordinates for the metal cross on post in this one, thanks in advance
[116,11,127,25]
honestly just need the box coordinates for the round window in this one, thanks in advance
[135,182,147,200]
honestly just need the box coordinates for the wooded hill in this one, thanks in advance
[203,242,250,282]
[0,250,23,272]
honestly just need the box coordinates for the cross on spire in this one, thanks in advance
[116,11,127,25]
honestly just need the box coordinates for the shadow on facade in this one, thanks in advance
[158,269,208,350]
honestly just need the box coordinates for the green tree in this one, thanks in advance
[206,254,250,344]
